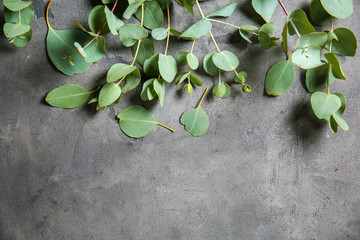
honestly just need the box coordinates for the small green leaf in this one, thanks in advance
[158,54,178,82]
[287,9,315,36]
[88,5,110,35]
[180,19,212,40]
[46,84,90,109]
[203,52,219,76]
[144,54,160,77]
[119,24,148,47]
[265,60,295,96]
[117,105,157,138]
[83,36,106,63]
[258,32,273,49]
[3,0,32,11]
[310,0,332,26]
[320,0,353,19]
[98,83,122,107]
[3,23,30,38]
[212,51,239,71]
[332,114,349,131]
[311,92,341,119]
[131,38,155,66]
[282,21,288,52]
[239,26,257,43]
[104,5,124,35]
[242,84,252,93]
[292,46,324,69]
[212,83,226,98]
[122,67,141,93]
[294,32,328,50]
[177,52,189,65]
[234,71,247,84]
[251,0,277,23]
[123,1,144,19]
[88,97,98,104]
[221,83,231,99]
[141,78,156,101]
[169,28,182,37]
[11,26,32,48]
[259,23,277,36]
[324,53,346,80]
[175,72,190,85]
[151,27,168,40]
[206,2,237,18]
[74,42,87,58]
[175,0,196,16]
[305,63,335,92]
[186,53,199,70]
[135,1,163,30]
[189,73,202,86]
[328,28,357,57]
[153,78,166,106]
[107,63,137,83]
[334,92,346,116]
[4,4,34,24]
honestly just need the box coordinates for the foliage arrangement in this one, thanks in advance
[2,0,357,137]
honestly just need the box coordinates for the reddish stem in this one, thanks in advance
[277,0,300,38]
[111,0,118,12]
[278,0,288,15]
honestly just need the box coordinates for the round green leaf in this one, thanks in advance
[287,9,315,35]
[320,0,353,19]
[3,0,32,11]
[292,46,324,69]
[135,1,163,30]
[177,52,189,65]
[212,51,239,71]
[324,53,346,80]
[88,5,110,35]
[119,24,148,47]
[328,28,357,57]
[123,1,144,19]
[104,5,124,35]
[221,83,231,99]
[122,67,141,93]
[265,60,295,96]
[294,32,328,50]
[180,107,209,137]
[310,0,332,26]
[203,52,219,76]
[311,92,341,119]
[234,71,247,84]
[158,54,178,82]
[4,4,34,24]
[107,63,137,83]
[212,83,226,98]
[151,27,168,40]
[46,84,90,109]
[251,0,278,23]
[98,83,122,107]
[3,23,30,38]
[117,105,158,138]
[186,53,199,70]
[305,63,335,92]
[12,26,32,48]
[206,2,236,18]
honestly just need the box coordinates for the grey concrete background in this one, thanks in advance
[1,0,360,239]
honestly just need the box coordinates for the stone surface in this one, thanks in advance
[1,0,360,239]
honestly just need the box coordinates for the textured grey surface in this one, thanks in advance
[1,0,360,239]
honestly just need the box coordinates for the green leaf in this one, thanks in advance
[234,71,247,84]
[3,23,30,38]
[294,32,328,50]
[122,67,141,93]
[46,84,90,109]
[186,84,194,94]
[310,0,332,26]
[3,0,32,11]
[324,53,346,80]
[320,0,353,19]
[88,97,98,104]
[104,5,124,35]
[221,83,231,99]
[144,53,160,77]
[98,83,122,107]
[206,3,237,18]
[282,21,288,52]
[292,46,324,69]
[4,4,34,24]
[328,28,357,57]
[186,53,199,70]
[123,0,144,19]
[46,29,90,76]
[158,54,178,82]
[151,27,168,40]
[332,114,349,131]
[180,89,209,136]
[175,72,190,85]
[311,92,341,119]
[119,24,148,47]
[334,92,346,116]
[175,0,196,16]
[11,26,32,47]
[131,38,155,66]
[203,52,219,76]
[265,60,295,96]
[189,73,202,86]
[305,63,335,92]
[153,78,166,106]
[169,28,181,37]
[251,0,277,23]
[83,36,106,63]
[74,42,87,58]
[135,1,163,30]
[177,52,189,65]
[212,51,239,71]
[288,9,315,35]
[258,32,273,49]
[88,5,110,35]
[259,23,276,36]
[212,83,226,98]
[141,78,156,101]
[180,19,212,40]
[107,63,137,83]
[117,105,157,138]
[239,25,258,43]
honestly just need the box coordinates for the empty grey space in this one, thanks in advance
[1,0,360,239]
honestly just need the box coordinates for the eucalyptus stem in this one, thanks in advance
[157,122,176,132]
[277,0,300,38]
[218,70,222,84]
[164,1,171,55]
[190,39,196,54]
[209,31,221,53]
[198,88,209,108]
[327,17,334,95]
[195,0,205,18]
[130,4,145,66]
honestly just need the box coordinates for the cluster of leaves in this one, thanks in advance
[3,0,34,47]
[252,0,357,132]
[3,0,357,138]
